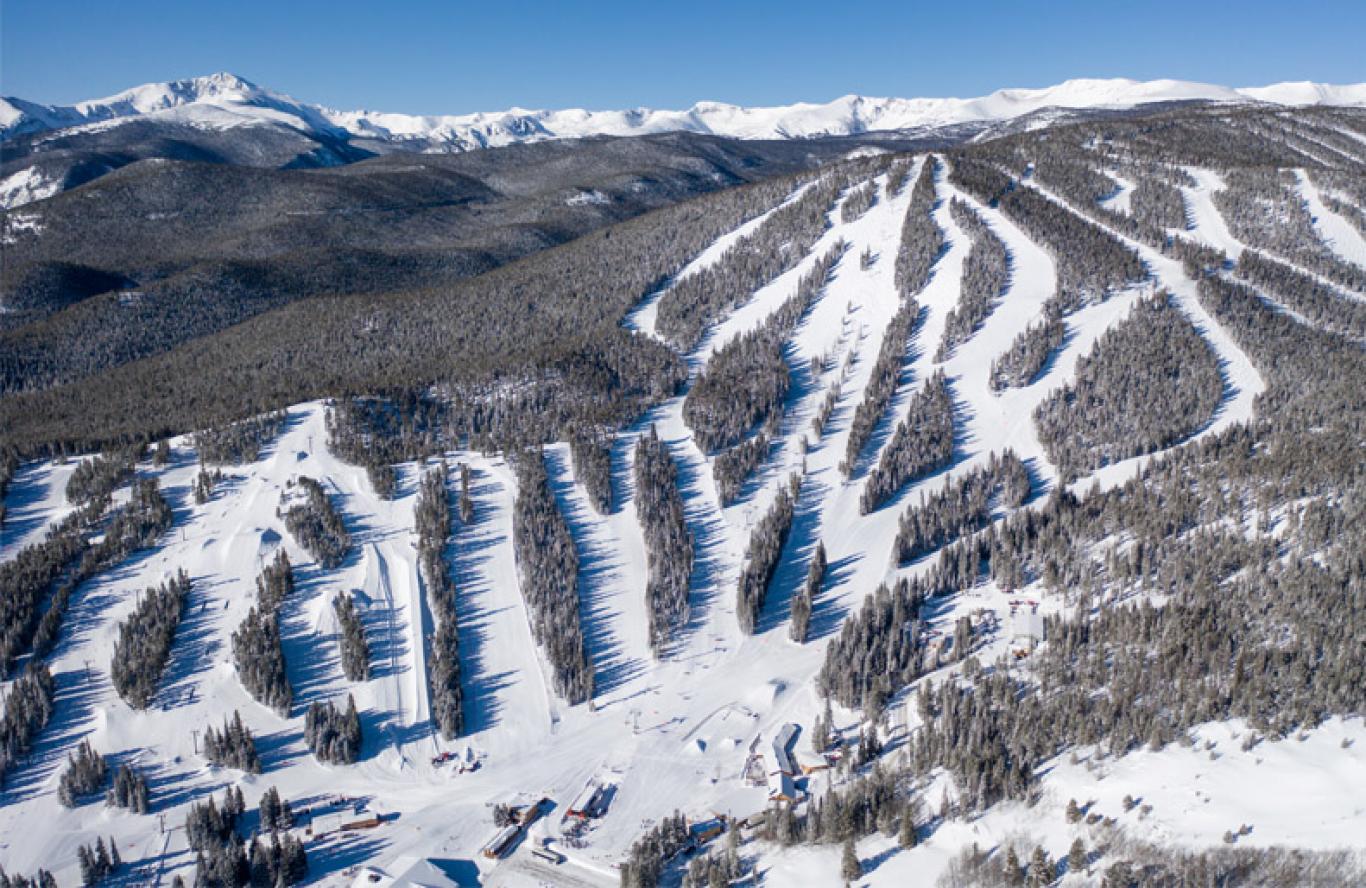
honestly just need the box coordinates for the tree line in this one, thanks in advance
[842,297,924,476]
[633,427,694,654]
[682,241,845,458]
[511,450,592,704]
[415,463,462,738]
[281,476,351,569]
[860,369,955,514]
[894,158,945,298]
[304,695,362,765]
[989,314,1064,391]
[936,198,1009,362]
[110,569,191,709]
[736,473,801,635]
[194,410,289,465]
[656,164,871,350]
[894,449,1030,564]
[203,710,262,774]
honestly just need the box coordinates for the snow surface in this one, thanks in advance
[1295,168,1366,269]
[0,167,60,211]
[6,73,1366,149]
[0,155,1359,888]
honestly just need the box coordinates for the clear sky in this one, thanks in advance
[4,0,1364,112]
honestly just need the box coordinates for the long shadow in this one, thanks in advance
[0,459,60,553]
[45,500,189,669]
[280,557,347,708]
[544,448,644,698]
[848,304,929,479]
[721,331,824,510]
[130,847,197,888]
[359,702,430,761]
[145,760,232,813]
[0,665,105,803]
[756,476,827,635]
[305,835,389,885]
[282,484,391,708]
[607,430,640,517]
[451,467,513,735]
[1186,353,1239,435]
[807,554,857,641]
[253,408,309,464]
[255,725,306,773]
[35,453,207,678]
[155,573,229,710]
[660,425,728,648]
[1026,322,1078,387]
[1019,456,1051,504]
[861,375,972,519]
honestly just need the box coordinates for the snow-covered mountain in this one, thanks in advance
[5,72,1365,149]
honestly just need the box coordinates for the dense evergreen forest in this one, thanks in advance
[1,99,1364,888]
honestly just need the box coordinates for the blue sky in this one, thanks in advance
[4,0,1364,111]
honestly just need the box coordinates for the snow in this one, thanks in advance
[565,189,610,207]
[1294,168,1366,269]
[623,180,816,341]
[0,210,45,245]
[0,156,1352,888]
[761,718,1366,886]
[1020,176,1265,493]
[0,167,60,211]
[7,74,1365,148]
[1097,172,1135,215]
[1180,168,1244,258]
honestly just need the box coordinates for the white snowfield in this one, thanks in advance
[5,72,1366,148]
[3,154,1365,888]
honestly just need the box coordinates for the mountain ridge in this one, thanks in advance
[6,72,1366,148]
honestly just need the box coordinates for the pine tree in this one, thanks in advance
[1028,846,1052,888]
[897,808,918,849]
[1067,838,1087,875]
[1003,846,1025,886]
[841,836,862,881]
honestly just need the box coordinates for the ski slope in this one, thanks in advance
[4,152,1364,888]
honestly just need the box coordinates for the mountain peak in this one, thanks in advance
[5,74,1365,150]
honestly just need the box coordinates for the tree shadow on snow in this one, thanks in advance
[543,448,645,699]
[155,573,230,711]
[755,475,827,636]
[0,665,105,803]
[806,554,857,642]
[451,466,515,735]
[0,460,60,551]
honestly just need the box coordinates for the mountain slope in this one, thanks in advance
[7,73,1366,148]
[1,102,1363,888]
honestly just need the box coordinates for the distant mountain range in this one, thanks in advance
[4,73,1364,212]
[6,72,1365,149]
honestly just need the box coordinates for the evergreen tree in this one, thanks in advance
[841,836,862,881]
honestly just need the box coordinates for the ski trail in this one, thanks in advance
[542,442,651,698]
[624,180,817,341]
[0,458,80,561]
[1022,178,1266,492]
[1295,168,1366,270]
[937,169,1062,493]
[363,542,412,765]
[1180,167,1244,258]
[1098,171,1136,215]
[469,458,559,747]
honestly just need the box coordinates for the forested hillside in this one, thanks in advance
[2,101,1364,888]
